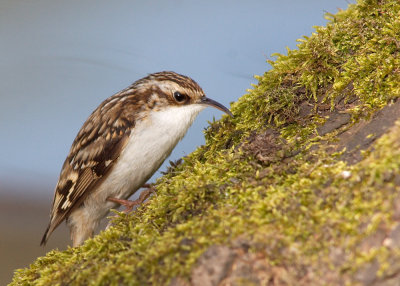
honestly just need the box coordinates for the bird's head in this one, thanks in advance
[133,71,233,118]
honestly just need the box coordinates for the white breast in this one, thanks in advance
[87,104,206,212]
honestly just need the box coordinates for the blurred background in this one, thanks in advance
[0,0,354,284]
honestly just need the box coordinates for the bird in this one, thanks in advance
[41,71,233,247]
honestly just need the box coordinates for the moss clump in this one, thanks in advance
[11,0,400,285]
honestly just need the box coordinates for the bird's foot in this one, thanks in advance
[107,185,156,213]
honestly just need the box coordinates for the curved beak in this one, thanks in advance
[200,97,233,117]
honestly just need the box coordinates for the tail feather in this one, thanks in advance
[40,224,51,246]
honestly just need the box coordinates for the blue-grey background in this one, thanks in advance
[0,0,353,283]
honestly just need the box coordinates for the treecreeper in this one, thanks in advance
[41,71,233,247]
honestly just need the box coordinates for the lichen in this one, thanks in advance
[11,0,400,285]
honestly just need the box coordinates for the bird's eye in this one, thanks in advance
[173,91,187,102]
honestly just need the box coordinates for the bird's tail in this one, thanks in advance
[40,224,51,246]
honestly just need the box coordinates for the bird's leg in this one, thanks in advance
[107,184,156,213]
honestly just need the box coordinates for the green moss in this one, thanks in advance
[11,0,400,285]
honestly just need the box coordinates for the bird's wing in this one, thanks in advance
[41,95,135,245]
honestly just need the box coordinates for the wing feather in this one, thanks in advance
[41,93,135,245]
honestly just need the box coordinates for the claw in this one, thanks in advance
[107,186,156,213]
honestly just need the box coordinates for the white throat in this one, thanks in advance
[147,104,206,147]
